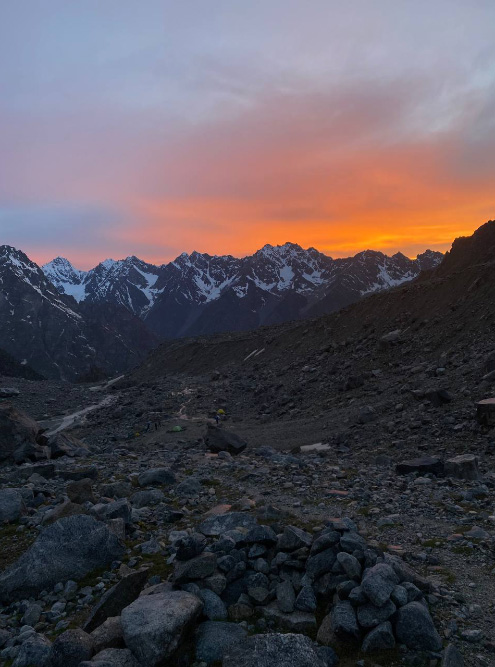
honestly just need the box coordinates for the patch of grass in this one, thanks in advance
[453,524,473,534]
[422,538,443,548]
[451,546,474,556]
[0,524,36,570]
[438,567,457,584]
[135,554,173,580]
[76,565,109,590]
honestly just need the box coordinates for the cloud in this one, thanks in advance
[0,1,494,265]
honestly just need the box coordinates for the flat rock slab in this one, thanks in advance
[396,457,444,476]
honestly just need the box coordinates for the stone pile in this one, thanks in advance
[1,512,451,666]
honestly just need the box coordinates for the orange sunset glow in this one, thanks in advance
[1,1,494,268]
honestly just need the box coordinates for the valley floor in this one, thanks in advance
[0,367,494,666]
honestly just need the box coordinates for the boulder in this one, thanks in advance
[336,551,362,580]
[441,643,464,666]
[198,511,256,536]
[444,454,480,480]
[90,616,125,653]
[476,398,495,427]
[357,599,396,628]
[67,478,96,504]
[329,600,360,641]
[100,481,132,498]
[276,525,313,551]
[361,621,396,653]
[48,628,94,667]
[0,402,42,463]
[12,633,51,667]
[84,569,149,633]
[223,633,327,667]
[91,499,132,525]
[198,589,228,620]
[174,552,217,583]
[42,500,87,525]
[396,456,444,476]
[137,468,176,487]
[395,601,442,651]
[0,488,26,522]
[0,515,124,602]
[130,489,165,508]
[175,533,207,560]
[80,648,139,666]
[195,621,247,664]
[205,425,247,455]
[120,591,202,665]
[425,389,452,407]
[48,432,90,458]
[0,387,20,398]
[361,563,399,607]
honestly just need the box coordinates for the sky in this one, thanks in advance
[0,1,494,269]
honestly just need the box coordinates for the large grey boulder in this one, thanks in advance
[395,601,442,650]
[445,455,480,480]
[120,590,202,665]
[205,425,247,455]
[198,512,256,536]
[0,488,26,522]
[12,633,51,667]
[137,468,176,487]
[195,621,247,664]
[0,402,42,463]
[0,515,124,602]
[48,628,94,667]
[222,633,327,667]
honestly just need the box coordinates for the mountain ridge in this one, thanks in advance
[42,242,443,339]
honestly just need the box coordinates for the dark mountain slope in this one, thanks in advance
[126,220,495,386]
[0,246,158,380]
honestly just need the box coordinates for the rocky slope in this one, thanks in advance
[0,246,158,381]
[0,222,493,666]
[43,244,443,339]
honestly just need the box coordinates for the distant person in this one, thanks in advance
[145,421,151,433]
[214,414,220,425]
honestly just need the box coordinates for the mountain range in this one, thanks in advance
[0,241,443,381]
[42,244,443,339]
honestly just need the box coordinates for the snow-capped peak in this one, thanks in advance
[42,257,87,302]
